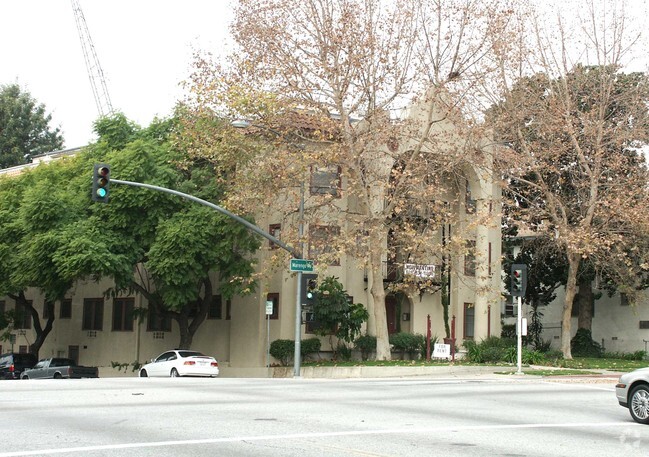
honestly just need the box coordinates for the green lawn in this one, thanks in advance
[301,357,648,372]
[551,357,648,371]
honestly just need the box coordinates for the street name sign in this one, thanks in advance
[290,259,314,272]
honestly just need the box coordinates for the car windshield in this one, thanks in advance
[15,354,37,365]
[178,351,205,358]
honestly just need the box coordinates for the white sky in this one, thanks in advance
[2,1,648,150]
[0,0,234,149]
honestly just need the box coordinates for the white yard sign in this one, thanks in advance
[433,343,451,359]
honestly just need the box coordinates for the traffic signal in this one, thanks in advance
[300,273,318,306]
[92,164,110,203]
[511,264,527,297]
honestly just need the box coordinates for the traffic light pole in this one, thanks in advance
[294,182,305,377]
[516,295,523,375]
[110,179,301,258]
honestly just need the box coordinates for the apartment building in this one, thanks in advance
[1,90,504,376]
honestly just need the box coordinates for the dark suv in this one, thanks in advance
[0,353,38,380]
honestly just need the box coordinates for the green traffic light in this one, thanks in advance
[96,188,107,198]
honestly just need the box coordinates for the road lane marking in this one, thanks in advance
[0,421,636,456]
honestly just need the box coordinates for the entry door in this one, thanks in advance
[385,296,398,334]
[68,346,79,365]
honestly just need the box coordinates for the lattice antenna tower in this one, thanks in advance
[71,0,114,117]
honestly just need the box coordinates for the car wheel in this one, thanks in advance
[139,369,148,377]
[53,373,63,379]
[21,375,29,380]
[629,385,649,424]
[170,368,179,378]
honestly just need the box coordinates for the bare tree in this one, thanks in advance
[488,0,649,358]
[186,0,515,359]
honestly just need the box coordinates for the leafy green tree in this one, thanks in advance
[0,156,87,357]
[311,276,368,358]
[0,84,63,169]
[73,113,261,349]
[0,112,260,351]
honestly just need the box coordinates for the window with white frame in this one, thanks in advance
[310,165,341,197]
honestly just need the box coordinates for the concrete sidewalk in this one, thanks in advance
[258,364,624,382]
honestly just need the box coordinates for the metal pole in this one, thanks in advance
[294,181,305,377]
[266,312,270,368]
[516,296,523,375]
[426,314,431,362]
[110,179,301,259]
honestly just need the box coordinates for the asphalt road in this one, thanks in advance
[0,375,646,457]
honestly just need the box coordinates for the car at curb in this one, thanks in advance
[20,358,98,379]
[0,353,38,380]
[616,367,649,424]
[139,350,219,378]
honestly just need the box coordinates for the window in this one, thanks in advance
[0,300,5,314]
[113,298,134,331]
[60,299,72,319]
[465,180,476,214]
[148,304,171,332]
[226,299,232,320]
[14,300,32,330]
[640,321,649,329]
[621,293,629,306]
[488,242,492,276]
[464,240,476,276]
[463,303,475,339]
[82,298,104,331]
[310,165,341,197]
[43,301,54,320]
[208,296,222,320]
[266,293,279,320]
[269,224,281,249]
[309,225,340,266]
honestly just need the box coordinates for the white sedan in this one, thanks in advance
[139,350,219,378]
[616,367,649,424]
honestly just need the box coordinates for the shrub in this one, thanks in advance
[301,338,322,360]
[603,350,646,361]
[522,349,545,365]
[354,334,376,361]
[501,324,516,339]
[270,338,322,365]
[571,328,603,358]
[336,343,352,361]
[464,337,517,364]
[270,339,294,366]
[389,332,425,359]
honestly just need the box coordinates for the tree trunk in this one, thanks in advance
[561,252,581,359]
[576,278,594,331]
[176,314,193,349]
[29,303,55,360]
[10,292,55,359]
[368,228,391,360]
